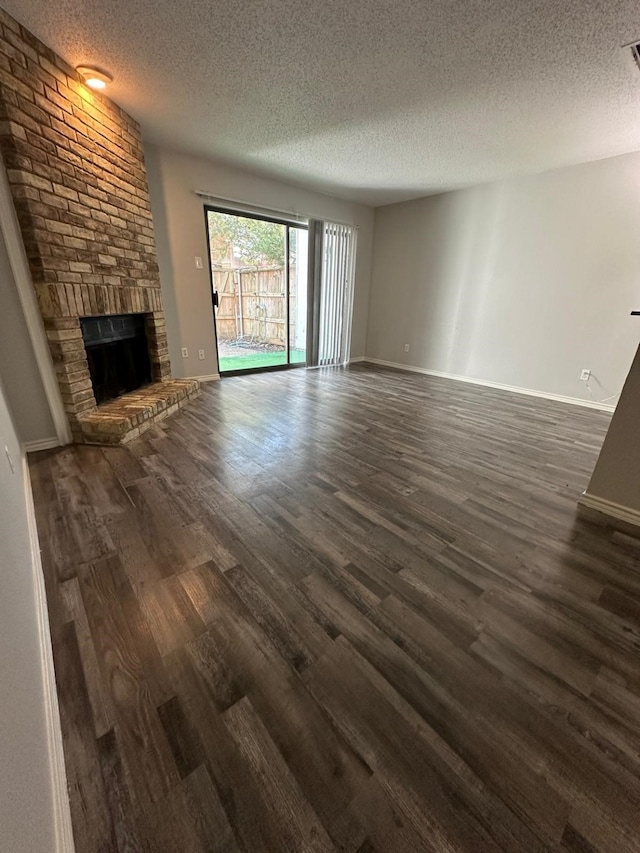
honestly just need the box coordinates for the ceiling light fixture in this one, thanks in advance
[75,65,113,90]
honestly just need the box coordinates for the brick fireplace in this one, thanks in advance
[0,8,199,444]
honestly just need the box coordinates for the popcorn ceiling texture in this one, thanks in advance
[3,0,640,205]
[0,6,198,444]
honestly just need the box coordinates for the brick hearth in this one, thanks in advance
[0,8,200,443]
[77,379,200,444]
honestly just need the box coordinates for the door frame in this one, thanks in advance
[203,204,308,376]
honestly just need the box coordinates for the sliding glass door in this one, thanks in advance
[206,207,307,374]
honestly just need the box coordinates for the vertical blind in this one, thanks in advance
[317,222,358,366]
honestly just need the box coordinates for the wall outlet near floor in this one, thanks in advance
[195,256,203,269]
[404,343,410,352]
[198,349,205,360]
[181,347,188,358]
[580,369,591,382]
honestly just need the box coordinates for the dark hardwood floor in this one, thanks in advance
[30,365,640,852]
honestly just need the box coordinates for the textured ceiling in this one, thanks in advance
[5,0,640,205]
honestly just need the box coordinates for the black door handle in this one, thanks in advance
[213,291,219,308]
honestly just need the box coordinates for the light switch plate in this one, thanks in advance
[181,347,188,358]
[195,257,203,269]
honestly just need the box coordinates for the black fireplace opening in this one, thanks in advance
[81,314,152,405]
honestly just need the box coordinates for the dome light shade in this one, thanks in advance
[76,66,113,89]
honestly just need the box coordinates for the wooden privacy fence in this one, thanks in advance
[212,265,299,346]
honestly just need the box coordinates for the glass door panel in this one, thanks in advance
[207,210,289,373]
[289,226,308,366]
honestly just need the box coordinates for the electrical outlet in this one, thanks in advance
[404,343,410,352]
[195,256,203,269]
[181,347,188,358]
[580,369,591,382]
[198,349,205,360]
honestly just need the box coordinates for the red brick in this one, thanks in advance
[3,28,39,64]
[0,5,169,430]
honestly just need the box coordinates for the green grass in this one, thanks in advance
[218,348,306,373]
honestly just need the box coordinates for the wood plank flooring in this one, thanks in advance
[29,365,640,852]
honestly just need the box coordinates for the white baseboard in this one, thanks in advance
[189,373,220,382]
[361,358,616,413]
[578,491,640,529]
[24,437,61,453]
[349,356,366,364]
[23,458,75,852]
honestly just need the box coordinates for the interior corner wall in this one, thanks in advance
[145,143,374,378]
[0,220,56,445]
[585,342,640,513]
[366,152,640,405]
[0,376,57,852]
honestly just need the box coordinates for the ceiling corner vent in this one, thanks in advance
[629,41,640,71]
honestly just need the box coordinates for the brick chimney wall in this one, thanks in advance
[0,7,172,438]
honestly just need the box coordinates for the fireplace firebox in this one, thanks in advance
[81,314,152,405]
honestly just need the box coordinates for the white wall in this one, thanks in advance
[367,152,640,405]
[585,343,640,514]
[145,144,374,378]
[0,377,59,851]
[0,209,57,446]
